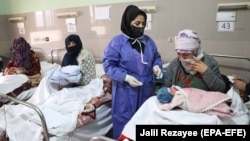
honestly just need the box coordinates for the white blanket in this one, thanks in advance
[0,76,111,141]
[121,87,250,140]
[0,74,28,94]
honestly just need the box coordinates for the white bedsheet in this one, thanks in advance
[40,61,59,78]
[0,61,106,103]
[95,63,105,78]
[0,74,28,95]
[0,77,112,141]
[0,61,59,99]
[121,87,250,140]
[0,61,111,141]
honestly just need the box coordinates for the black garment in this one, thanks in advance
[120,5,147,53]
[245,83,250,95]
[0,59,3,72]
[120,5,147,39]
[221,74,232,93]
[61,34,83,67]
[128,38,145,53]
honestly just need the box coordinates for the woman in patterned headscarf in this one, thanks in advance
[163,29,225,93]
[3,37,41,77]
[61,34,96,86]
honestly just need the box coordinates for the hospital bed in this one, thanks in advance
[0,48,112,141]
[118,53,250,141]
[210,54,250,113]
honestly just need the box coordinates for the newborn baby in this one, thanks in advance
[156,85,234,117]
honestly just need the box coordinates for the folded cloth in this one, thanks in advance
[157,86,234,117]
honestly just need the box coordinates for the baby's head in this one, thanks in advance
[157,87,175,104]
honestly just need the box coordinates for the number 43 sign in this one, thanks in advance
[217,22,235,32]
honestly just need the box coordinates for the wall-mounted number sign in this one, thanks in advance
[67,24,76,32]
[217,22,235,32]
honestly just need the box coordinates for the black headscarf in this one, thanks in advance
[11,37,32,69]
[61,34,83,67]
[121,5,147,53]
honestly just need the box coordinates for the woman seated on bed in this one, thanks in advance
[49,34,96,88]
[58,34,96,87]
[163,29,226,93]
[3,37,41,86]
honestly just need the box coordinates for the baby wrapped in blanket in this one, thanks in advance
[46,65,82,88]
[157,85,234,117]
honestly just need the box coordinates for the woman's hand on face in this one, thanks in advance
[190,56,208,74]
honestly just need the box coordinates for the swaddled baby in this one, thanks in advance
[156,85,234,117]
[47,65,82,88]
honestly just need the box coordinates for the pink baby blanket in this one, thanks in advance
[157,87,234,117]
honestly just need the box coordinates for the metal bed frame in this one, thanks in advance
[0,93,50,141]
[210,54,250,63]
[89,135,116,141]
[210,54,250,79]
[50,48,65,64]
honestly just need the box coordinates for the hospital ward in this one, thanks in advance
[0,0,250,141]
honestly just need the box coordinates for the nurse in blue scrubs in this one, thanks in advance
[102,5,163,139]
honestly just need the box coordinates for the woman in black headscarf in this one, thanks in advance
[102,5,163,139]
[61,34,96,86]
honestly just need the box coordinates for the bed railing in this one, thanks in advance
[210,54,250,63]
[50,48,65,64]
[210,53,250,81]
[0,94,50,141]
[89,135,116,141]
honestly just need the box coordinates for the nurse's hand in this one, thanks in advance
[153,65,163,79]
[125,75,143,87]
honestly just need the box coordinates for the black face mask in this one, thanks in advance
[131,25,144,38]
[66,46,80,56]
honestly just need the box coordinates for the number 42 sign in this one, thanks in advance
[217,22,235,32]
